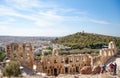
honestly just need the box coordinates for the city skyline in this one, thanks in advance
[0,0,120,37]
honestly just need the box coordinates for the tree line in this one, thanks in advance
[54,32,120,49]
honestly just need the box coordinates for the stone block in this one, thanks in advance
[80,66,92,74]
[92,66,101,74]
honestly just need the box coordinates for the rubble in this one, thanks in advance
[80,66,92,74]
[92,65,101,74]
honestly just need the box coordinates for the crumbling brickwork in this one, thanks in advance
[6,41,117,75]
[6,43,34,70]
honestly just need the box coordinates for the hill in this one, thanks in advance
[54,32,120,49]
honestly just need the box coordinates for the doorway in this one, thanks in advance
[76,66,79,73]
[54,68,58,76]
[65,67,68,73]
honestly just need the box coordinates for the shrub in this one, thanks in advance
[3,61,21,77]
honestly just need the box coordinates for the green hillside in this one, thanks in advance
[54,32,120,49]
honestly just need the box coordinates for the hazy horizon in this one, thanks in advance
[0,0,120,37]
[0,31,120,38]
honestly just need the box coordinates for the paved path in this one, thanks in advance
[21,65,34,76]
[106,53,120,70]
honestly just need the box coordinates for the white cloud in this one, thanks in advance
[0,25,8,31]
[5,0,39,9]
[39,10,63,21]
[0,18,16,24]
[0,4,64,27]
[62,16,111,25]
[0,0,112,36]
[0,5,16,16]
[0,25,71,36]
[5,0,58,10]
[35,20,54,27]
[89,19,110,25]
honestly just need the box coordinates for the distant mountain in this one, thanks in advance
[54,32,120,49]
[0,36,56,42]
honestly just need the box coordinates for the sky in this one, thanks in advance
[0,0,120,37]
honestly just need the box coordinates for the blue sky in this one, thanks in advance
[0,0,120,37]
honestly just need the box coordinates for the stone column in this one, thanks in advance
[89,55,93,67]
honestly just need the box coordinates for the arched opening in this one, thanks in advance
[65,58,69,64]
[65,67,68,73]
[54,60,57,63]
[51,69,53,75]
[14,43,18,51]
[48,70,50,75]
[54,68,58,76]
[59,68,61,74]
[76,66,79,73]
[70,68,73,73]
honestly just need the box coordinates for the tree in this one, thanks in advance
[54,32,120,49]
[3,61,21,77]
[0,51,6,62]
[46,46,53,50]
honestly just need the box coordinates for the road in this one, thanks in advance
[21,65,34,76]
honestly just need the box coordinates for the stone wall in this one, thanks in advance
[6,41,118,76]
[92,41,117,66]
[34,54,91,76]
[6,43,34,70]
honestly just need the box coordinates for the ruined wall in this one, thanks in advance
[92,41,117,66]
[6,41,117,76]
[6,43,34,70]
[35,54,91,76]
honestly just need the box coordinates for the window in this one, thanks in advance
[70,58,72,62]
[61,58,64,63]
[76,58,79,62]
[45,67,47,69]
[54,60,57,63]
[14,44,17,50]
[65,58,69,64]
[72,65,73,67]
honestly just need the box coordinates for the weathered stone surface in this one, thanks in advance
[92,66,101,74]
[6,41,117,76]
[80,66,92,74]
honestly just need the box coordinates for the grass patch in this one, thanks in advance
[59,48,99,56]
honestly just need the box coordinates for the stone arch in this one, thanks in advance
[111,49,114,55]
[73,68,75,72]
[65,57,69,64]
[52,48,58,56]
[62,68,64,74]
[108,41,116,49]
[70,68,73,73]
[108,50,111,56]
[65,67,68,73]
[58,68,61,74]
[60,68,62,74]
[51,69,53,75]
[104,50,107,56]
[13,43,18,51]
[76,57,79,62]
[54,68,58,76]
[99,50,103,56]
[48,69,50,75]
[76,66,79,73]
[70,57,73,62]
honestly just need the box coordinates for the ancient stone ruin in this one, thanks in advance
[6,41,117,76]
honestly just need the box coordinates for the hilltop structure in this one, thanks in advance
[6,41,117,76]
